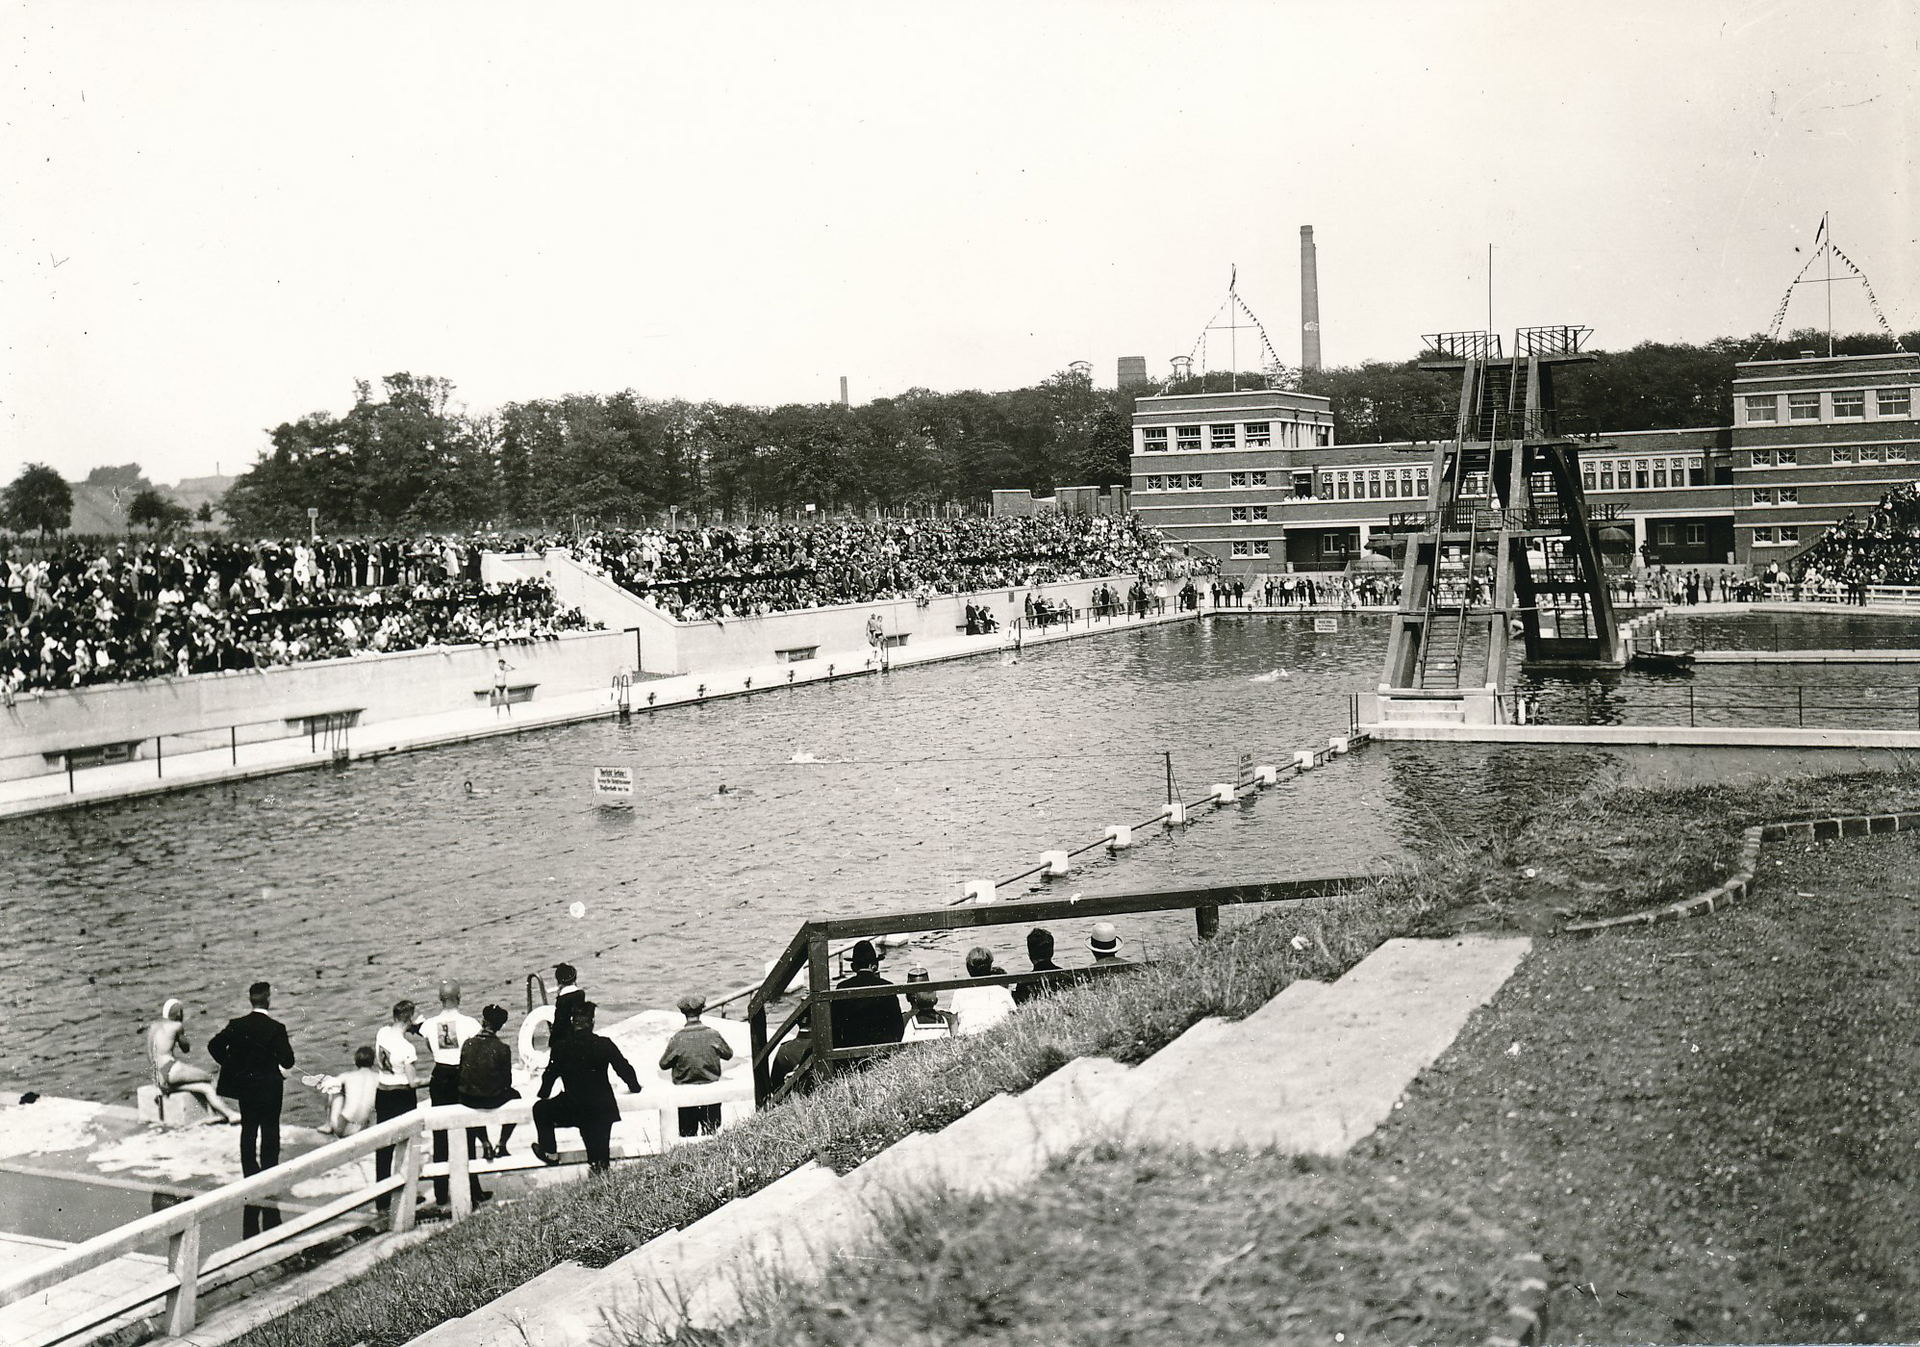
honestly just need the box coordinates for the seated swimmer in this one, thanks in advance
[146,999,242,1123]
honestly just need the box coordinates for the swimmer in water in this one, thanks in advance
[463,780,490,797]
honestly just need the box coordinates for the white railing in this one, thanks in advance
[0,1079,749,1343]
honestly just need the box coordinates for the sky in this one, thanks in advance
[4,0,1915,485]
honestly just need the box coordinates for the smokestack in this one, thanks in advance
[838,376,849,406]
[1300,225,1322,372]
[1116,356,1148,389]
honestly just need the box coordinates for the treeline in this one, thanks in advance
[218,329,1917,534]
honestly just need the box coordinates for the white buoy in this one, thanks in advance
[879,932,913,948]
[1293,749,1317,771]
[1040,849,1071,877]
[1104,825,1133,850]
[1255,765,1279,786]
[1329,735,1352,755]
[1211,782,1235,805]
[1165,802,1187,826]
[964,879,997,905]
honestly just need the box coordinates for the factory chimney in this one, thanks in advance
[839,376,849,407]
[1300,225,1322,372]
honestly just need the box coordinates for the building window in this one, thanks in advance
[1831,446,1856,463]
[1321,534,1348,556]
[1777,486,1798,503]
[1187,474,1204,489]
[1744,395,1778,422]
[1582,462,1596,491]
[1889,444,1909,462]
[1383,472,1398,498]
[1175,425,1201,451]
[1779,526,1800,543]
[1210,424,1237,448]
[1655,523,1677,546]
[1788,392,1821,421]
[1861,445,1886,461]
[1599,462,1614,490]
[1416,470,1430,497]
[1231,542,1250,556]
[1400,470,1415,498]
[1231,506,1248,521]
[1776,447,1797,464]
[1337,472,1350,500]
[1252,541,1270,556]
[1367,471,1383,499]
[1314,425,1331,447]
[1318,473,1334,498]
[1230,471,1247,487]
[1653,461,1668,488]
[1685,523,1707,545]
[1463,472,1488,497]
[1753,527,1775,545]
[1146,475,1164,490]
[1751,450,1773,466]
[1250,471,1268,486]
[1244,422,1271,446]
[1687,456,1704,485]
[1832,391,1866,419]
[1635,460,1650,489]
[1252,505,1269,521]
[1878,387,1913,417]
[1751,488,1773,504]
[1142,427,1168,451]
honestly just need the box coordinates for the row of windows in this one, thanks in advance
[1146,474,1208,490]
[1228,541,1273,556]
[1319,468,1430,501]
[1227,506,1271,521]
[1744,388,1913,422]
[1750,527,1802,546]
[1583,456,1708,491]
[1653,523,1710,546]
[1751,487,1799,504]
[1140,421,1330,450]
[1750,444,1912,465]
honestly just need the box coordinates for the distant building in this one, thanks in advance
[1127,349,1920,575]
[991,486,1130,518]
[1117,356,1150,390]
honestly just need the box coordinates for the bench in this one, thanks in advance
[42,740,143,769]
[285,708,364,736]
[473,683,539,706]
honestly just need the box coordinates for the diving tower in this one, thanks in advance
[1376,325,1626,725]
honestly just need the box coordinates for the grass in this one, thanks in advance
[226,764,1920,1347]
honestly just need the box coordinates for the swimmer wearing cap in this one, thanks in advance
[145,998,241,1123]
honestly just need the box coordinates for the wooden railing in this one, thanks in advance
[0,1081,750,1343]
[746,876,1367,1107]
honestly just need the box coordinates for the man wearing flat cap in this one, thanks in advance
[658,994,734,1138]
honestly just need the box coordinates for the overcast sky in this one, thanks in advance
[5,0,1914,485]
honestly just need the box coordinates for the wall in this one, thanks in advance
[0,629,634,782]
[536,550,1159,676]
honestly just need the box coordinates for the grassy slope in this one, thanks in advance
[678,785,1920,1346]
[229,766,1920,1347]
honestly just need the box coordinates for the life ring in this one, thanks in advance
[519,1003,555,1076]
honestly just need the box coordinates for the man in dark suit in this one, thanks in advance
[830,940,904,1055]
[531,1001,640,1172]
[209,981,294,1236]
[548,962,585,1052]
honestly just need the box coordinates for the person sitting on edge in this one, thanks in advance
[459,1004,520,1163]
[1087,922,1130,968]
[146,998,242,1123]
[900,989,955,1042]
[1012,927,1065,1006]
[302,1046,378,1137]
[830,940,904,1055]
[947,946,1016,1036]
[658,993,735,1138]
[533,1001,641,1172]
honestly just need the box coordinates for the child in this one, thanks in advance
[657,994,734,1138]
[304,1046,379,1137]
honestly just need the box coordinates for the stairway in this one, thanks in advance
[398,937,1529,1346]
[1417,608,1466,688]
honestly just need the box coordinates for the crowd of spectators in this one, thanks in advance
[563,514,1212,621]
[1790,484,1920,599]
[1,537,598,696]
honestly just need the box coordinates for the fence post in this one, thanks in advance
[749,995,770,1108]
[1797,685,1804,727]
[1688,685,1695,728]
[449,1119,473,1222]
[1195,905,1220,940]
[391,1127,423,1233]
[230,725,238,766]
[66,753,75,794]
[163,1222,202,1336]
[155,736,163,778]
[805,927,833,1089]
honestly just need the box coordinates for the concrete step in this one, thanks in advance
[1085,1017,1234,1127]
[517,1232,684,1347]
[1238,977,1329,1030]
[839,1128,938,1210]
[404,1261,602,1346]
[1116,936,1530,1156]
[1007,1054,1133,1159]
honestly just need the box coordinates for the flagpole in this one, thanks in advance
[1824,212,1833,357]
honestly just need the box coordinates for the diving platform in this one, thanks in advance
[1377,325,1628,725]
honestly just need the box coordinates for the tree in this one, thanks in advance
[128,488,191,533]
[195,501,215,526]
[1,463,73,538]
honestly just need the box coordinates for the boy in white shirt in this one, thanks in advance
[372,1000,424,1213]
[418,980,483,1206]
[947,947,1017,1036]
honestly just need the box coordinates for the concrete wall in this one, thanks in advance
[537,550,1159,676]
[0,629,634,782]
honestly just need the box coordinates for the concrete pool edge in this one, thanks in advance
[1361,722,1920,749]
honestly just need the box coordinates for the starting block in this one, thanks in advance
[137,1085,213,1127]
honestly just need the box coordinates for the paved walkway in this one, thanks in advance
[0,607,1193,820]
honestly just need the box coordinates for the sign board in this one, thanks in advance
[593,766,634,807]
[1236,752,1255,793]
[307,507,318,520]
[1314,616,1339,633]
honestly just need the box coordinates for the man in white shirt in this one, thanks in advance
[947,947,1017,1037]
[372,999,425,1213]
[419,980,483,1206]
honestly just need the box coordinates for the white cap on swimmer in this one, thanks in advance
[161,998,184,1020]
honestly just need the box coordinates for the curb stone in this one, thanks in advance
[1565,810,1920,934]
[1485,1250,1550,1347]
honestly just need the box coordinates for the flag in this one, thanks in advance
[1814,212,1828,247]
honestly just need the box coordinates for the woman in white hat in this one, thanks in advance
[145,999,241,1123]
